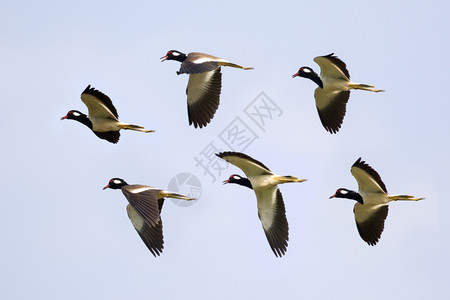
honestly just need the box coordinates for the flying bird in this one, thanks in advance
[61,85,154,143]
[330,157,424,246]
[216,151,307,257]
[292,53,384,134]
[103,178,195,256]
[161,50,253,128]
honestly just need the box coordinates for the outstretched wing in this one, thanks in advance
[186,68,222,128]
[122,185,162,227]
[81,85,119,120]
[314,53,350,80]
[126,204,164,256]
[314,88,350,134]
[216,151,273,178]
[354,203,388,246]
[351,158,387,194]
[255,187,289,257]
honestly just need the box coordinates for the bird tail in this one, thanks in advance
[118,123,155,133]
[161,191,196,201]
[273,176,308,184]
[348,82,385,92]
[387,194,425,201]
[219,61,254,70]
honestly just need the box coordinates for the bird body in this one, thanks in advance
[161,50,253,128]
[103,178,195,256]
[293,53,384,133]
[216,151,307,257]
[62,85,154,143]
[330,158,424,245]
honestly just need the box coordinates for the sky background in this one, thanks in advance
[1,1,449,299]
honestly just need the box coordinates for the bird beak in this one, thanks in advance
[292,72,299,78]
[222,179,229,185]
[329,194,336,199]
[160,55,168,62]
[103,185,109,190]
[60,115,68,120]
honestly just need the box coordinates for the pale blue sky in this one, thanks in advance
[1,1,449,299]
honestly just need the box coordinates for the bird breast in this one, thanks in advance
[89,117,121,132]
[359,191,390,206]
[321,76,351,91]
[250,175,278,190]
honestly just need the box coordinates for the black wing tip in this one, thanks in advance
[353,157,363,166]
[148,246,164,257]
[216,151,272,172]
[81,84,111,101]
[325,125,340,134]
[272,247,287,257]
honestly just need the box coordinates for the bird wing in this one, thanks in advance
[126,204,164,256]
[179,52,225,74]
[314,53,350,80]
[354,203,389,246]
[81,85,119,121]
[186,68,222,128]
[314,88,350,134]
[122,185,162,227]
[255,187,289,257]
[351,158,388,194]
[216,151,273,178]
[92,131,120,144]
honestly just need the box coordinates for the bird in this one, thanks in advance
[161,50,253,128]
[292,53,384,134]
[216,151,307,257]
[103,178,196,256]
[330,157,424,246]
[61,85,154,143]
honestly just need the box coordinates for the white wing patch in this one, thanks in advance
[192,56,227,64]
[129,186,155,194]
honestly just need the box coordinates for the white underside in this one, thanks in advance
[249,174,280,190]
[321,76,352,92]
[90,116,121,132]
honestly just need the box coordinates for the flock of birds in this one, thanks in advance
[62,50,424,257]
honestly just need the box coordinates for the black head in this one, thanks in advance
[223,174,252,189]
[292,67,323,88]
[61,110,85,121]
[103,178,129,190]
[160,50,187,63]
[61,110,92,129]
[329,188,363,204]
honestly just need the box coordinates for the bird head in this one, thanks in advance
[330,188,363,203]
[61,110,84,120]
[103,178,128,190]
[160,50,187,63]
